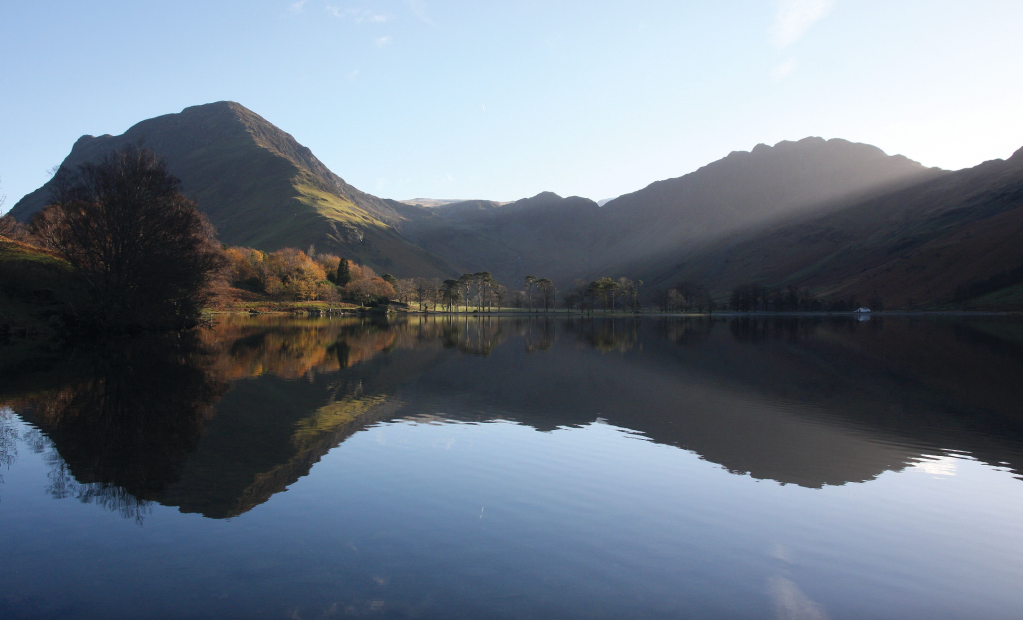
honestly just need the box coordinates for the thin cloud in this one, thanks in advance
[407,0,435,25]
[772,57,796,80]
[374,35,392,48]
[325,6,388,23]
[288,0,307,13]
[771,0,834,48]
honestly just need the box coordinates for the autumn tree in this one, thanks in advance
[31,144,227,331]
[345,277,394,305]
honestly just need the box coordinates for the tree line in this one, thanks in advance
[726,283,884,312]
[224,246,394,306]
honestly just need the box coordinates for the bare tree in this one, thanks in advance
[0,214,14,239]
[0,177,12,240]
[30,144,227,331]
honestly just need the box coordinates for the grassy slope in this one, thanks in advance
[0,240,87,362]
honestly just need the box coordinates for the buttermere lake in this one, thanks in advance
[1,315,1022,619]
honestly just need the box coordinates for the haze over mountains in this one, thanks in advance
[12,101,1023,308]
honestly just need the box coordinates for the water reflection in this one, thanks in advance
[2,315,1023,520]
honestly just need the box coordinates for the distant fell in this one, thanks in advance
[599,137,943,264]
[399,192,601,285]
[654,145,1023,308]
[398,198,471,208]
[402,138,944,286]
[11,102,453,278]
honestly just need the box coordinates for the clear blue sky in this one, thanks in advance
[2,1,1022,211]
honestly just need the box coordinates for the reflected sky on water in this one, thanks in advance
[1,315,1023,619]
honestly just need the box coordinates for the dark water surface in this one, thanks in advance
[2,315,1023,619]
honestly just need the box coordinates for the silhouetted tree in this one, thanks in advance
[334,258,352,286]
[493,284,507,311]
[586,280,601,313]
[524,275,536,312]
[536,278,554,312]
[441,279,461,312]
[30,144,227,331]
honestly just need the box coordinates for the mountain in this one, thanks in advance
[599,137,943,271]
[9,102,454,278]
[398,192,602,285]
[398,198,471,208]
[657,146,1023,308]
[399,138,944,288]
[14,101,1020,308]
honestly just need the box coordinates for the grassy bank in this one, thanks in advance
[208,285,361,314]
[0,240,84,340]
[0,239,89,366]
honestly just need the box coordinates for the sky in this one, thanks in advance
[2,0,1023,212]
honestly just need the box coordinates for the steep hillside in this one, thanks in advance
[401,138,943,286]
[599,139,942,268]
[10,102,454,278]
[656,147,1023,308]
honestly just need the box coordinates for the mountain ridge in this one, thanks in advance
[12,101,1022,308]
[10,101,455,278]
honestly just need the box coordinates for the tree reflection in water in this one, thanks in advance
[4,332,227,522]
[2,314,1023,522]
[0,407,18,490]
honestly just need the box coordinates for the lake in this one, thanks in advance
[2,314,1023,619]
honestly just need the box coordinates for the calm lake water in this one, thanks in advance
[2,315,1023,619]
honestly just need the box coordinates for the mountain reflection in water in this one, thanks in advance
[2,314,1023,521]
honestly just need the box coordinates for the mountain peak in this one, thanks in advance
[9,102,454,278]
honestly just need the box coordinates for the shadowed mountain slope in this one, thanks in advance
[10,102,454,278]
[600,138,941,270]
[399,138,943,286]
[398,192,602,285]
[654,146,1023,308]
